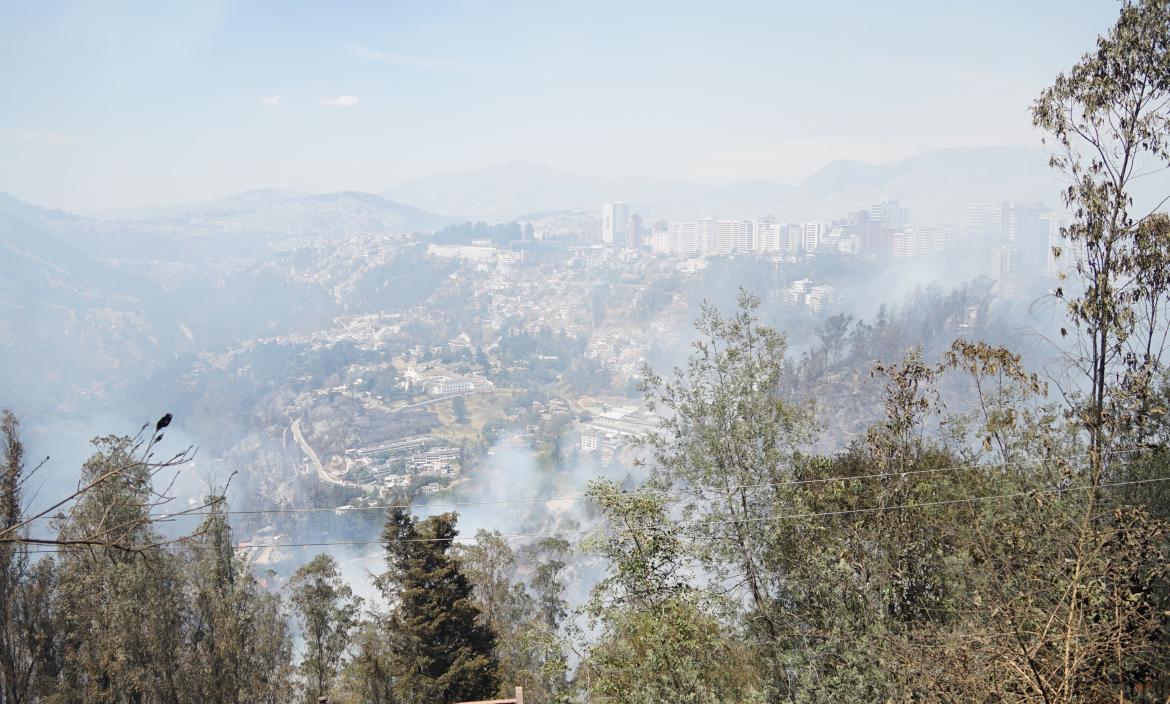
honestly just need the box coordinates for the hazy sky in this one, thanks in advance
[0,0,1120,214]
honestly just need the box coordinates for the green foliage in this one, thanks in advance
[288,553,361,702]
[380,509,499,704]
[0,416,303,704]
[0,410,57,704]
[638,290,812,692]
[581,598,764,704]
[582,480,763,703]
[47,436,187,703]
[333,619,397,704]
[456,532,572,704]
[1033,0,1170,460]
[181,506,295,703]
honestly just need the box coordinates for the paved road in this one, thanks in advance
[291,416,354,487]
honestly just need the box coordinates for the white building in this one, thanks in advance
[673,221,702,254]
[805,285,837,312]
[735,219,754,252]
[800,221,826,253]
[967,202,1006,241]
[406,447,461,476]
[429,376,476,395]
[784,278,811,304]
[753,217,777,251]
[892,228,943,258]
[758,223,782,252]
[715,219,742,254]
[696,217,716,253]
[651,229,677,254]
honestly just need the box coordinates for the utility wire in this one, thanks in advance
[15,445,1143,523]
[20,472,1170,554]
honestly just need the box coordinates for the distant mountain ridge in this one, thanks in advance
[382,162,711,222]
[133,189,451,238]
[6,145,1167,236]
[379,146,1102,224]
[1,189,452,242]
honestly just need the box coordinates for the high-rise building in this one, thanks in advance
[800,221,826,253]
[1011,202,1048,272]
[870,199,909,231]
[715,220,737,254]
[753,217,775,251]
[601,201,630,246]
[673,221,701,254]
[849,209,871,252]
[784,224,801,253]
[628,213,644,249]
[715,220,753,254]
[891,227,944,258]
[696,217,716,253]
[650,228,676,254]
[990,244,1018,297]
[735,219,754,252]
[967,202,1006,241]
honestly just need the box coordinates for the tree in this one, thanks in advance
[581,480,763,704]
[380,508,499,704]
[334,618,397,704]
[638,290,811,694]
[51,434,190,703]
[457,532,572,704]
[182,505,294,704]
[289,553,361,702]
[452,395,469,425]
[522,538,570,634]
[0,412,217,551]
[0,410,58,704]
[1032,0,1170,469]
[815,312,854,363]
[581,598,763,704]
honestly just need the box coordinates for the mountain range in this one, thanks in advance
[382,146,1094,224]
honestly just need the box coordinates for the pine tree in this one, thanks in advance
[380,508,499,704]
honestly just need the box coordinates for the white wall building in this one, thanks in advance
[800,221,826,253]
[715,219,741,254]
[651,229,677,254]
[429,376,476,395]
[696,217,716,253]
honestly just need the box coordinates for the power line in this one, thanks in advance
[17,445,1141,523]
[21,473,1170,554]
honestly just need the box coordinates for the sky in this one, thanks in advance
[0,0,1122,215]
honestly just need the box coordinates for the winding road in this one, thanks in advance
[291,416,354,487]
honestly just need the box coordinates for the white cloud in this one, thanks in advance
[320,95,359,107]
[259,95,281,106]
